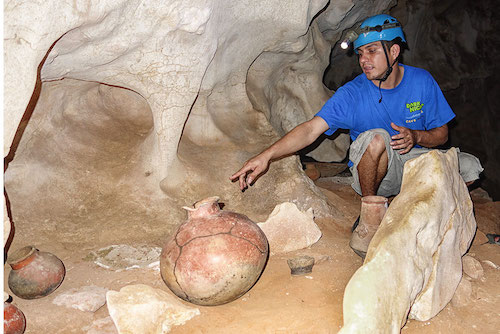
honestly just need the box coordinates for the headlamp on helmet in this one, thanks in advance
[340,14,406,53]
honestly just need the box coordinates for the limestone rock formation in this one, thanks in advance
[340,149,476,333]
[5,0,394,235]
[106,284,200,334]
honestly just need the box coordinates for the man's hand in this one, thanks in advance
[229,153,271,191]
[229,116,330,191]
[390,122,418,154]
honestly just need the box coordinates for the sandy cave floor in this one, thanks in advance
[3,174,500,334]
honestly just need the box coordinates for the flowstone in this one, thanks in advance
[340,148,476,333]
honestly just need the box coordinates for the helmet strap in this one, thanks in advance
[376,41,399,103]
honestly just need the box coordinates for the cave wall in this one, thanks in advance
[4,0,395,236]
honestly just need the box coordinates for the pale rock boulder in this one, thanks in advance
[340,149,476,333]
[106,284,200,334]
[257,202,321,254]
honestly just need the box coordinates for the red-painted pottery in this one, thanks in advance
[7,246,65,299]
[160,196,269,306]
[4,302,26,334]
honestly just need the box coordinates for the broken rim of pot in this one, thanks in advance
[287,255,315,275]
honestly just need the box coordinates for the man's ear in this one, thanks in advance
[391,43,401,58]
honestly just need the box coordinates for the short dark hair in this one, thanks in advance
[387,38,406,53]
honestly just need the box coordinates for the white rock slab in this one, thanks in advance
[258,202,321,254]
[88,245,161,271]
[340,148,476,333]
[53,285,108,312]
[106,284,200,334]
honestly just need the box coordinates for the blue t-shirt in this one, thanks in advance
[315,64,455,143]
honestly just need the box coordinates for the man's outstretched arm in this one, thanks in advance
[230,116,329,190]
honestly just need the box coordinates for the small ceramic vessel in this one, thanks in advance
[8,246,65,299]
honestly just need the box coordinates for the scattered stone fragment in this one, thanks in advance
[106,284,200,334]
[303,253,331,265]
[53,285,108,312]
[481,260,499,269]
[258,202,321,254]
[313,254,331,264]
[462,255,484,280]
[451,277,473,308]
[86,245,162,271]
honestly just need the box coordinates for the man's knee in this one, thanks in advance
[457,151,484,183]
[365,133,388,155]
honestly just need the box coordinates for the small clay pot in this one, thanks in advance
[7,246,65,299]
[4,302,26,334]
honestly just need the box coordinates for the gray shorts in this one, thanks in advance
[349,129,484,197]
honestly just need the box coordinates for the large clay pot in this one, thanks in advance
[160,196,269,306]
[4,302,26,334]
[7,246,65,299]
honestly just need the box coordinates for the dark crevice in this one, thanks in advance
[4,34,65,171]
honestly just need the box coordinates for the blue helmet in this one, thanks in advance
[353,14,406,53]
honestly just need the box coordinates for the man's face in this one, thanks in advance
[357,41,392,81]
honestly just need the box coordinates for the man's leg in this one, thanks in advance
[350,135,389,258]
[349,129,403,198]
[357,134,389,196]
[457,151,484,186]
[349,129,400,259]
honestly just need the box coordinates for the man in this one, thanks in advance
[230,14,483,258]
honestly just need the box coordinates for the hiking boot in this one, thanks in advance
[349,196,388,259]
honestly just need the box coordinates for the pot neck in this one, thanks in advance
[183,196,221,219]
[8,246,37,270]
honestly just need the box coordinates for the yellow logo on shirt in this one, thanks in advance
[406,101,424,113]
